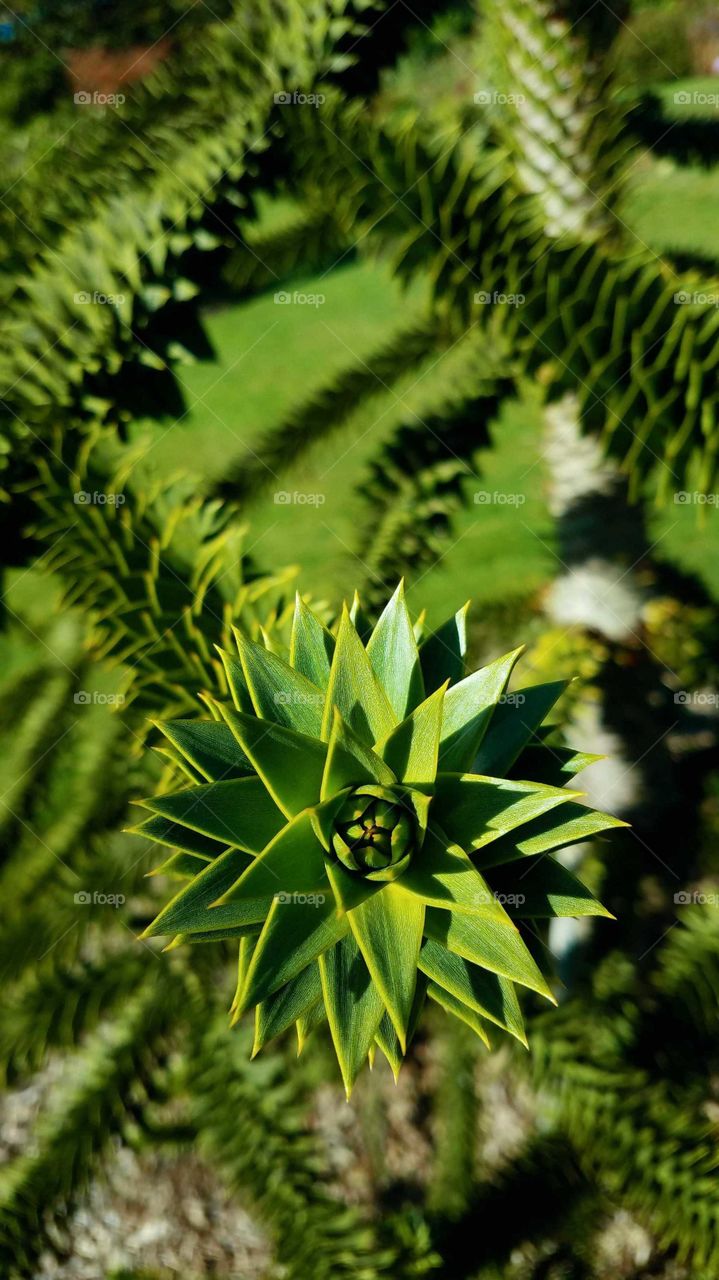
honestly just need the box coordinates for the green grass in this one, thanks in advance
[622,158,719,258]
[128,256,556,623]
[9,86,719,631]
[653,78,719,121]
[128,198,719,622]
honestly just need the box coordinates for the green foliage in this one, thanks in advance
[356,363,513,609]
[0,974,181,1275]
[2,0,719,1275]
[0,607,425,1276]
[217,317,441,504]
[191,1020,429,1279]
[137,586,620,1093]
[0,0,377,488]
[613,9,694,85]
[22,0,232,49]
[28,444,297,722]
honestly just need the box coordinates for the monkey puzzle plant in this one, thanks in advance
[134,585,623,1094]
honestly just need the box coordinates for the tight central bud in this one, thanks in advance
[331,785,418,882]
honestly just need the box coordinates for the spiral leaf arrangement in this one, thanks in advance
[133,585,623,1094]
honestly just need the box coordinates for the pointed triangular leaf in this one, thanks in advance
[374,972,428,1078]
[473,681,569,776]
[217,650,255,713]
[217,703,326,818]
[235,633,325,735]
[487,857,613,919]
[398,828,510,918]
[438,648,524,772]
[131,813,226,860]
[290,596,334,687]
[419,604,469,692]
[321,608,396,746]
[155,719,252,781]
[319,933,385,1097]
[141,777,285,854]
[366,583,424,718]
[296,996,327,1054]
[418,938,526,1044]
[347,883,424,1048]
[239,894,348,1013]
[149,850,209,880]
[427,984,490,1046]
[473,802,628,869]
[509,743,602,786]
[321,707,395,800]
[143,847,258,939]
[349,590,372,643]
[214,811,328,906]
[253,962,323,1053]
[325,854,382,915]
[376,683,447,784]
[431,774,579,852]
[424,905,555,1001]
[232,935,255,1014]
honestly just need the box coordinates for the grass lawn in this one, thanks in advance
[8,82,719,630]
[128,256,556,624]
[142,260,719,622]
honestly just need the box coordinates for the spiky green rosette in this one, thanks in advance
[133,585,623,1094]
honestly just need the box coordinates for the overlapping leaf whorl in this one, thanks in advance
[134,585,622,1093]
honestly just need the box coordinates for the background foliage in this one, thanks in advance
[2,0,719,1276]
